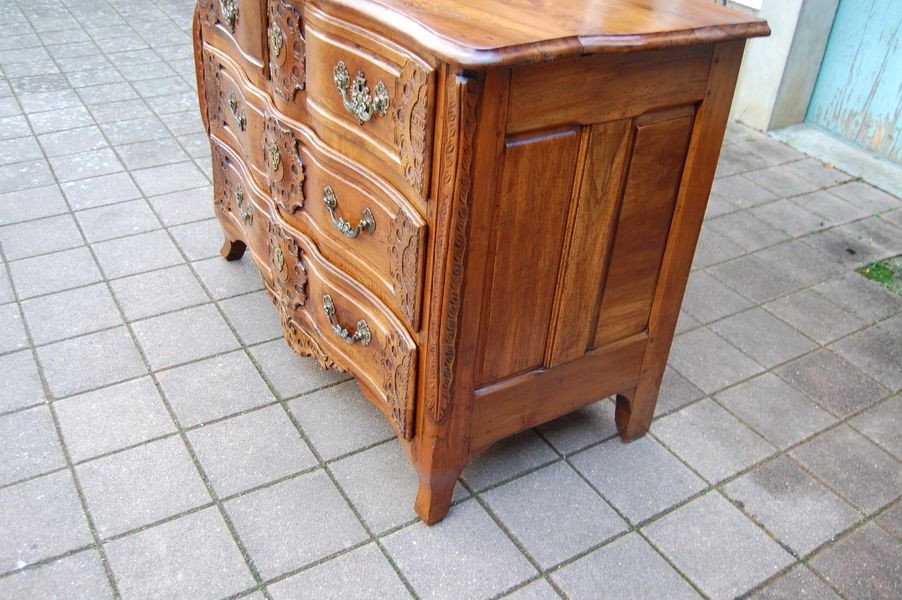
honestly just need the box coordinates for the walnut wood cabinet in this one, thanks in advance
[193,0,768,524]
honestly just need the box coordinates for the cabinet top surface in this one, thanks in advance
[318,0,769,67]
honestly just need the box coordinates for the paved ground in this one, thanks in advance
[1,1,901,599]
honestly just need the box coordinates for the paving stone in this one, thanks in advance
[169,219,225,261]
[0,550,113,600]
[110,264,208,321]
[744,164,822,198]
[751,565,840,599]
[0,269,12,304]
[55,377,174,463]
[536,399,617,455]
[754,239,846,286]
[132,161,208,196]
[268,543,412,600]
[552,532,700,600]
[500,579,561,599]
[219,291,283,345]
[792,189,869,227]
[17,90,81,114]
[288,380,394,461]
[0,405,65,486]
[667,328,764,394]
[877,501,902,538]
[36,327,146,398]
[0,350,45,413]
[0,302,28,354]
[75,199,161,242]
[226,471,368,579]
[484,462,626,568]
[691,226,747,268]
[383,499,537,600]
[100,115,169,146]
[146,186,213,226]
[37,125,108,157]
[22,283,122,344]
[843,216,902,258]
[681,270,753,324]
[644,492,793,600]
[708,255,806,304]
[48,148,123,183]
[0,213,83,260]
[0,115,31,140]
[831,319,902,391]
[711,308,817,368]
[724,457,860,555]
[462,429,559,491]
[704,190,740,219]
[132,304,239,370]
[61,172,141,211]
[813,272,902,322]
[656,367,705,416]
[0,185,70,226]
[189,405,316,497]
[92,229,184,279]
[116,137,189,170]
[810,523,901,600]
[571,435,706,524]
[791,426,902,514]
[0,471,93,573]
[250,338,348,399]
[0,136,43,165]
[710,174,777,209]
[828,181,901,214]
[715,373,835,449]
[104,507,255,600]
[78,436,210,537]
[192,254,264,299]
[705,211,790,253]
[764,289,866,346]
[784,158,853,188]
[751,198,828,237]
[653,398,774,483]
[802,227,881,269]
[851,395,902,460]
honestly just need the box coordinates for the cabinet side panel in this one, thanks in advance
[479,128,581,385]
[593,109,695,348]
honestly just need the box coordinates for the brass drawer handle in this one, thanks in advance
[228,92,247,131]
[323,294,372,345]
[332,60,390,125]
[235,183,253,225]
[220,0,239,31]
[268,23,283,57]
[322,186,375,239]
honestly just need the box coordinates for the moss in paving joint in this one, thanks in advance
[857,255,902,296]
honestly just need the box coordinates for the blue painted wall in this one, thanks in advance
[806,0,901,163]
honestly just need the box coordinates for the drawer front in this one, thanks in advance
[264,210,418,439]
[266,0,305,103]
[198,0,267,82]
[264,115,427,330]
[203,48,268,189]
[304,5,435,201]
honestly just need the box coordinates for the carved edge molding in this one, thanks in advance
[264,115,305,215]
[388,211,420,328]
[202,49,223,132]
[199,0,217,30]
[382,331,415,439]
[425,75,479,424]
[268,0,305,100]
[393,61,430,198]
[212,145,231,217]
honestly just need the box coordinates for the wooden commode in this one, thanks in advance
[193,0,769,524]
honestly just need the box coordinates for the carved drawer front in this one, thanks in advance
[304,5,435,202]
[264,216,418,440]
[198,0,267,83]
[204,48,268,189]
[266,0,306,106]
[211,142,268,258]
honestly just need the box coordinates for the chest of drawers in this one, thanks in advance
[193,0,768,524]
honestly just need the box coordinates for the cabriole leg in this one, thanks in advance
[220,237,246,261]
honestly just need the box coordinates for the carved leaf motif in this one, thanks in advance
[203,50,224,129]
[392,61,429,197]
[211,145,231,217]
[381,331,414,439]
[264,116,305,214]
[267,0,305,100]
[388,211,420,327]
[268,220,307,313]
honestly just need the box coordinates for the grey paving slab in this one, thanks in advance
[500,579,561,600]
[655,367,705,416]
[99,115,169,146]
[752,198,828,237]
[653,398,774,483]
[644,492,794,600]
[831,318,902,391]
[268,544,412,600]
[0,471,93,574]
[483,462,626,568]
[0,269,12,305]
[77,436,210,538]
[764,289,866,345]
[104,507,255,600]
[802,227,883,270]
[37,125,108,158]
[75,199,161,242]
[715,373,835,449]
[383,499,537,600]
[116,137,189,170]
[536,398,618,455]
[60,172,141,211]
[810,523,901,600]
[189,405,316,497]
[843,216,902,258]
[8,246,103,299]
[21,283,121,345]
[36,326,146,398]
[0,302,28,354]
[92,229,184,279]
[877,501,902,538]
[131,304,239,370]
[0,350,45,413]
[705,211,790,253]
[89,99,155,125]
[793,189,869,227]
[681,270,753,324]
[784,158,853,189]
[851,395,902,460]
[710,174,777,209]
[226,471,368,580]
[0,185,69,226]
[462,429,559,491]
[829,181,901,214]
[131,161,208,197]
[250,338,348,399]
[288,380,394,461]
[750,565,840,600]
[169,218,225,261]
[0,213,83,260]
[552,532,700,600]
[708,255,806,304]
[110,264,208,321]
[0,405,65,486]
[48,148,123,183]
[711,308,817,368]
[0,136,42,165]
[55,377,173,463]
[192,254,264,299]
[743,163,822,198]
[813,272,902,322]
[754,239,846,286]
[219,291,284,345]
[146,186,214,226]
[724,457,860,556]
[667,328,764,395]
[0,550,113,600]
[776,349,890,417]
[571,435,706,524]
[791,426,902,514]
